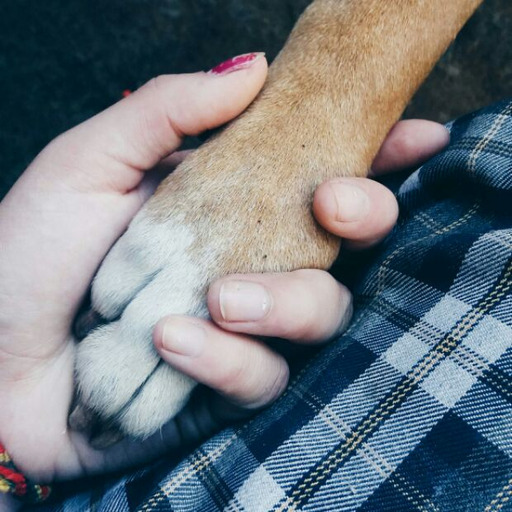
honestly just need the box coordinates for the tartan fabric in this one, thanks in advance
[31,99,512,511]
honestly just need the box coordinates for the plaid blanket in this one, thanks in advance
[32,99,512,511]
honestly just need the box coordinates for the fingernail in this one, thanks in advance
[329,182,370,222]
[160,319,206,357]
[209,52,265,75]
[219,281,272,322]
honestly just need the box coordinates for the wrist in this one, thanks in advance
[0,442,51,504]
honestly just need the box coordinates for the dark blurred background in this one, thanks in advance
[1,0,511,197]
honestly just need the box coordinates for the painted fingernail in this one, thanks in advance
[209,52,265,75]
[329,182,370,222]
[160,319,206,357]
[219,281,272,322]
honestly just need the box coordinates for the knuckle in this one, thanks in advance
[250,360,289,408]
[283,271,352,342]
[215,347,251,395]
[279,303,322,342]
[294,314,323,341]
[293,268,338,291]
[291,269,335,298]
[142,75,168,96]
[391,127,417,155]
[216,345,288,409]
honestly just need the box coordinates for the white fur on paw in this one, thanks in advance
[76,209,213,437]
[92,211,197,320]
[76,321,196,437]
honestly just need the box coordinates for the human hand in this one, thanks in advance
[153,118,449,411]
[0,52,448,501]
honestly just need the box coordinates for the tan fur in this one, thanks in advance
[151,0,483,278]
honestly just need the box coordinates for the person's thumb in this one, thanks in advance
[38,52,268,193]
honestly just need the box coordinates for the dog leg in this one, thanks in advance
[73,0,483,440]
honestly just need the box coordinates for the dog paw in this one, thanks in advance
[72,84,348,440]
[73,210,212,438]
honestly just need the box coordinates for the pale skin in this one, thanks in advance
[0,57,448,509]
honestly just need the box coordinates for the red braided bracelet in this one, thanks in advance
[0,442,51,503]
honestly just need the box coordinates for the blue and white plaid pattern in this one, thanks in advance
[33,99,512,511]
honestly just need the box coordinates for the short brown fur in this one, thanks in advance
[151,0,483,278]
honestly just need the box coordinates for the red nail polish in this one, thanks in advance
[209,52,265,75]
